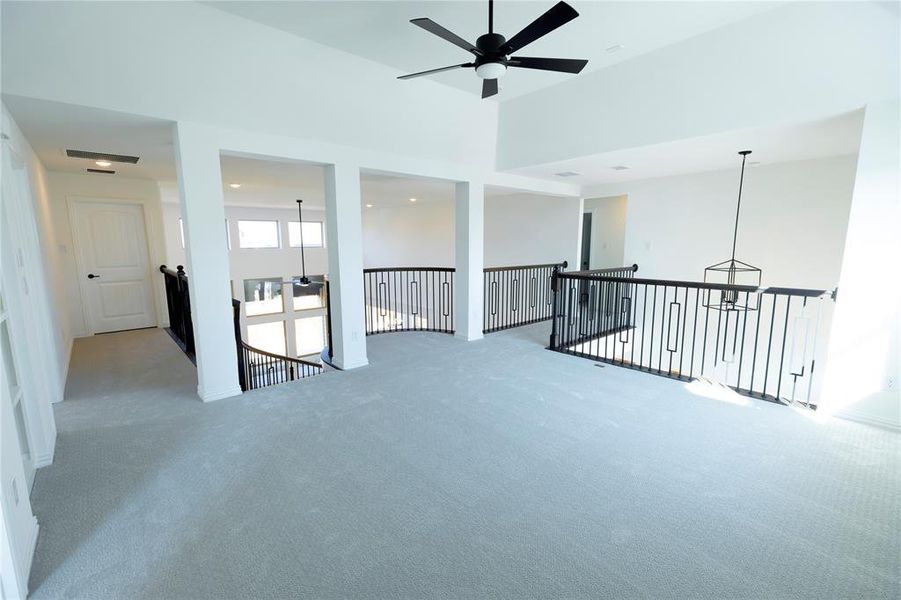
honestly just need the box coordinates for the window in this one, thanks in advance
[247,322,287,355]
[295,316,325,358]
[288,221,324,248]
[238,220,280,249]
[178,218,231,250]
[243,278,284,316]
[291,275,325,310]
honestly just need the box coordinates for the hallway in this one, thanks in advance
[29,326,900,599]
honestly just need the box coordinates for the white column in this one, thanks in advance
[324,163,368,369]
[173,122,241,401]
[454,181,484,341]
[820,99,900,429]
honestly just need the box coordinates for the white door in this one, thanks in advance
[72,200,156,334]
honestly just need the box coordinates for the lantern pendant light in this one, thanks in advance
[703,150,761,311]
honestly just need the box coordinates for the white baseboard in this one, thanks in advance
[455,331,484,342]
[22,517,39,596]
[334,357,369,370]
[197,385,243,402]
[33,449,54,469]
[56,335,74,403]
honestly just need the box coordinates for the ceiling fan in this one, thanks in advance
[398,0,588,99]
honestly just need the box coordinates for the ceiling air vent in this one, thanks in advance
[611,165,630,171]
[86,168,116,174]
[555,171,581,178]
[66,149,139,164]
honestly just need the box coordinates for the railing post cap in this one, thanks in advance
[176,265,185,273]
[632,263,639,272]
[562,260,568,268]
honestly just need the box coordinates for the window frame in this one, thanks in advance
[242,277,286,316]
[237,219,281,249]
[287,220,325,249]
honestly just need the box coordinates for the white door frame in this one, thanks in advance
[67,196,159,335]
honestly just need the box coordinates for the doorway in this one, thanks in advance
[70,199,157,334]
[580,212,592,270]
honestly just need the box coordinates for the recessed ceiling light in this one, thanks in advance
[228,183,241,189]
[555,171,581,177]
[611,165,630,171]
[366,203,374,208]
[605,44,625,54]
[95,160,112,167]
[409,197,417,202]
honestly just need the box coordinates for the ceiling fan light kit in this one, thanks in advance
[399,0,588,98]
[476,62,507,79]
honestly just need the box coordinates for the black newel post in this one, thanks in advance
[549,265,560,349]
[232,298,247,392]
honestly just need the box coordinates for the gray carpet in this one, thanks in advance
[28,324,900,599]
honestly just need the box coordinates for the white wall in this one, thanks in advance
[583,195,627,269]
[498,2,898,169]
[362,201,455,269]
[44,171,168,337]
[1,103,60,599]
[587,155,858,290]
[1,107,68,399]
[359,193,582,270]
[483,194,580,268]
[822,99,901,429]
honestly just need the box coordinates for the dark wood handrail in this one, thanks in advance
[484,260,568,272]
[568,264,639,276]
[238,339,323,370]
[159,264,187,279]
[555,272,828,298]
[364,266,455,273]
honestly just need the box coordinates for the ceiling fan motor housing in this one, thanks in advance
[475,33,509,78]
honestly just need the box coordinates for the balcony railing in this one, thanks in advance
[482,262,568,333]
[238,342,323,390]
[160,266,324,392]
[549,271,834,407]
[363,267,455,335]
[160,265,194,360]
[232,298,323,391]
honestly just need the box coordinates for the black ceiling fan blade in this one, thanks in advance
[501,1,579,54]
[410,18,483,56]
[508,56,588,74]
[482,78,499,99]
[398,63,474,80]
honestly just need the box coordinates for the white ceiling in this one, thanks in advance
[2,95,177,182]
[512,110,865,186]
[2,95,465,208]
[204,1,779,100]
[217,157,464,208]
[4,93,864,198]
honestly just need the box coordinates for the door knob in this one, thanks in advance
[87,273,100,279]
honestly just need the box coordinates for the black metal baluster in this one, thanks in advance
[763,294,778,398]
[776,295,792,401]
